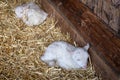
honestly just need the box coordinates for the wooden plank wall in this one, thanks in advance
[79,0,120,35]
[40,0,120,80]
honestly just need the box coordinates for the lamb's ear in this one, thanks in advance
[83,43,90,51]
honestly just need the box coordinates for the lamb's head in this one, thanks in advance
[72,44,90,69]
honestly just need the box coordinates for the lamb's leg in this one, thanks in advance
[48,60,56,66]
[41,56,56,66]
[41,54,55,61]
[40,53,56,66]
[56,59,69,69]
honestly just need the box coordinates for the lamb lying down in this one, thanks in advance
[15,2,48,26]
[41,41,90,70]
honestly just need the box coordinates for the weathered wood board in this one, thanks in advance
[79,0,120,35]
[40,0,120,80]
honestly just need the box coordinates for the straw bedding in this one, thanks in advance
[0,0,101,80]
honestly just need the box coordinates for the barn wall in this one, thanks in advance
[79,0,120,34]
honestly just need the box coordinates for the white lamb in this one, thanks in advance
[41,41,90,70]
[15,2,48,26]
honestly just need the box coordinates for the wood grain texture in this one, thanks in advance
[79,0,120,34]
[40,0,120,80]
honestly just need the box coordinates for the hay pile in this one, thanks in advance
[0,0,101,80]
